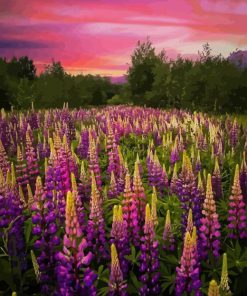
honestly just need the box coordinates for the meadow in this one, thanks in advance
[0,106,246,296]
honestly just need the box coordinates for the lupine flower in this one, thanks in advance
[87,172,108,262]
[147,154,164,194]
[170,162,178,194]
[208,280,220,296]
[88,136,102,191]
[110,205,130,276]
[57,145,72,192]
[122,172,139,245]
[108,244,127,296]
[71,173,85,231]
[229,119,238,149]
[200,174,221,259]
[16,145,28,194]
[219,253,232,296]
[32,176,59,295]
[170,143,179,166]
[0,139,10,175]
[162,210,175,251]
[25,133,39,189]
[116,146,126,193]
[31,250,41,283]
[186,208,194,235]
[197,172,205,204]
[77,127,89,159]
[151,187,158,225]
[177,152,201,233]
[240,156,247,201]
[56,191,97,296]
[108,171,118,199]
[175,230,201,296]
[139,204,160,295]
[78,161,91,203]
[212,158,222,200]
[0,169,27,273]
[132,160,146,225]
[227,164,247,239]
[27,183,34,209]
[195,150,201,172]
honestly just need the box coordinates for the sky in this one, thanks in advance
[0,0,246,77]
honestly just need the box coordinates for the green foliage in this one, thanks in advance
[127,41,247,113]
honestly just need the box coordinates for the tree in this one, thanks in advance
[7,56,36,80]
[43,60,65,79]
[128,39,165,105]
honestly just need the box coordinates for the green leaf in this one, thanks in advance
[130,271,141,289]
[97,265,104,276]
[24,218,32,244]
[235,240,241,258]
[0,258,15,290]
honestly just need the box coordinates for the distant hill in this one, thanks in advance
[107,75,127,84]
[228,50,247,68]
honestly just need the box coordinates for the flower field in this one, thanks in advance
[0,106,246,296]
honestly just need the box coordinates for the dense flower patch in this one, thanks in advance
[0,106,246,295]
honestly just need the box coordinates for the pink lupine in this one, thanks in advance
[163,210,175,251]
[227,164,247,239]
[175,229,201,296]
[212,158,223,200]
[200,174,221,259]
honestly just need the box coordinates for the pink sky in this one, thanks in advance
[0,0,246,76]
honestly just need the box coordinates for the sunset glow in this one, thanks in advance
[0,0,246,77]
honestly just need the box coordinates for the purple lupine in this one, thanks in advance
[200,174,221,259]
[86,172,108,262]
[116,146,126,193]
[227,164,247,239]
[212,158,223,200]
[107,143,120,178]
[110,205,130,277]
[16,145,28,195]
[32,176,60,295]
[139,204,160,295]
[78,161,91,203]
[25,133,39,189]
[170,163,178,194]
[170,141,179,166]
[77,127,89,159]
[71,173,85,232]
[108,171,119,199]
[175,228,201,296]
[55,191,97,296]
[62,135,78,178]
[57,145,71,192]
[0,139,10,176]
[0,177,27,273]
[176,152,202,233]
[108,244,127,296]
[88,136,102,191]
[240,157,247,202]
[148,154,164,195]
[163,210,175,251]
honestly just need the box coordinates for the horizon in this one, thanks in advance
[0,0,246,77]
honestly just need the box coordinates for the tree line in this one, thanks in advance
[0,57,119,109]
[0,41,246,113]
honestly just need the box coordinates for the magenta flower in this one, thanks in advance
[227,164,247,239]
[175,228,201,296]
[200,174,221,259]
